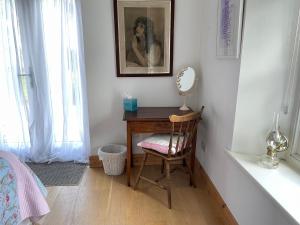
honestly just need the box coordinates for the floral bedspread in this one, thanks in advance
[0,157,48,225]
[0,159,20,224]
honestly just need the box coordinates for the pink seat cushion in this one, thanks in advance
[137,134,183,155]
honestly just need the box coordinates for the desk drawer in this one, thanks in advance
[128,121,190,133]
[129,121,170,133]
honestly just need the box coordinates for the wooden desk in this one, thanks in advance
[123,107,197,186]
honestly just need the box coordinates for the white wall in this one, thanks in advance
[232,0,300,154]
[81,0,202,154]
[82,0,298,224]
[197,0,298,224]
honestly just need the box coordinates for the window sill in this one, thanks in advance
[226,151,300,225]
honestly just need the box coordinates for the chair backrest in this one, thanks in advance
[167,106,204,157]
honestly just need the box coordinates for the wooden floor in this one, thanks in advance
[39,166,225,225]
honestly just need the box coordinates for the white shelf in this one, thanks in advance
[227,151,300,225]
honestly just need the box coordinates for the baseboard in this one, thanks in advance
[194,160,238,225]
[89,155,103,168]
[89,154,238,225]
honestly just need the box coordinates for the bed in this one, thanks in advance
[0,151,50,225]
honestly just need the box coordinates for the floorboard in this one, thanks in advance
[39,166,225,225]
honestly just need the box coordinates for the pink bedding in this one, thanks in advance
[0,151,49,224]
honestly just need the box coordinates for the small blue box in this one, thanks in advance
[123,98,137,112]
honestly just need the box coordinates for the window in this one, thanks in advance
[286,43,300,167]
[288,95,300,165]
[41,0,83,145]
[0,0,89,162]
[0,0,31,150]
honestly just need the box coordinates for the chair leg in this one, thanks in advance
[165,161,172,209]
[184,157,196,188]
[161,159,165,174]
[133,153,148,190]
[182,158,186,167]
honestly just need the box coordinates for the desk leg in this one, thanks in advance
[127,124,132,186]
[190,130,197,187]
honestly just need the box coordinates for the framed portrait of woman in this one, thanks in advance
[113,0,174,77]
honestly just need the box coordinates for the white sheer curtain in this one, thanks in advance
[0,0,90,162]
[0,0,31,160]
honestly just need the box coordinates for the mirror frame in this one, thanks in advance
[176,67,197,96]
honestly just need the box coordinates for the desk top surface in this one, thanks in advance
[123,107,193,122]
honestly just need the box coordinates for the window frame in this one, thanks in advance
[286,74,300,170]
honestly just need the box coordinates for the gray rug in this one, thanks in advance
[26,162,87,186]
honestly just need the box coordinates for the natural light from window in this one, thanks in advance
[0,0,85,157]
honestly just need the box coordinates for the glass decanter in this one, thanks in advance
[259,113,288,169]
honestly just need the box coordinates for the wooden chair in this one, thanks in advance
[133,106,204,209]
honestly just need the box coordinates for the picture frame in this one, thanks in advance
[113,0,174,77]
[216,0,244,59]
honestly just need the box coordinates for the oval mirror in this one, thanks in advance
[176,67,197,111]
[176,67,196,95]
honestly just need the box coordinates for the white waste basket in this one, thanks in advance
[98,144,127,176]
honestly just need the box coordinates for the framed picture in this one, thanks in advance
[217,0,244,59]
[113,0,174,77]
